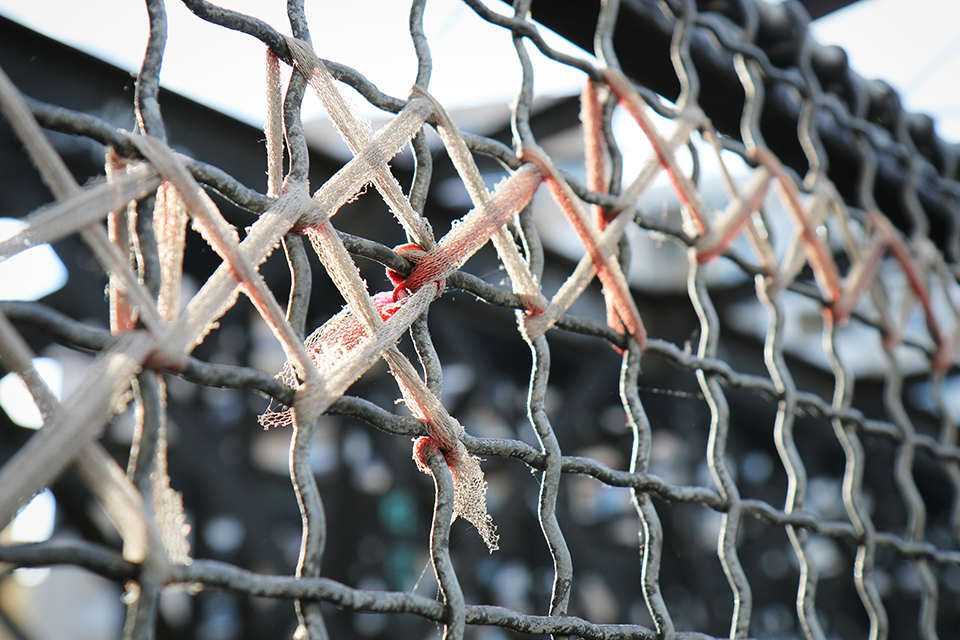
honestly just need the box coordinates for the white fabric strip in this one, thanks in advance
[520,202,635,341]
[134,135,317,383]
[519,143,644,344]
[414,87,547,311]
[0,164,161,259]
[154,182,189,323]
[265,49,285,198]
[289,284,436,425]
[287,37,436,249]
[604,67,709,235]
[301,152,499,549]
[302,96,434,227]
[0,64,165,333]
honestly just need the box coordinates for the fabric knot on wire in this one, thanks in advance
[386,243,445,301]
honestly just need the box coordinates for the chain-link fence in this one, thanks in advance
[1,1,959,639]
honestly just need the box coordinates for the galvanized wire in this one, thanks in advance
[1,1,960,640]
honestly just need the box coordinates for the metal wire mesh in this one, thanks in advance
[1,1,960,639]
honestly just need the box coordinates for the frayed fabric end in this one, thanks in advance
[414,435,499,552]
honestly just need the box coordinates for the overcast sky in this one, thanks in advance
[0,0,955,140]
[0,0,584,125]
